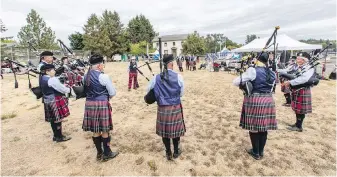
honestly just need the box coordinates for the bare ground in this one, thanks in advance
[1,62,336,176]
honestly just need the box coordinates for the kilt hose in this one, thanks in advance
[156,104,186,138]
[82,100,113,133]
[128,72,139,89]
[44,96,70,123]
[240,93,277,132]
[291,87,312,114]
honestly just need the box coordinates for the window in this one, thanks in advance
[173,42,175,46]
[164,50,168,54]
[164,42,167,47]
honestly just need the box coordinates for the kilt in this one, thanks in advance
[82,100,113,133]
[156,104,186,138]
[240,93,277,131]
[44,96,70,123]
[291,87,312,114]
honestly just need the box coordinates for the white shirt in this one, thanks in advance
[233,67,256,86]
[47,76,71,94]
[289,68,315,86]
[147,69,184,97]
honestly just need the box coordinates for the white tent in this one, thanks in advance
[233,34,322,52]
[221,47,230,52]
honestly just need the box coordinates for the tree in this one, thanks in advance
[130,41,155,55]
[127,14,156,44]
[204,33,240,53]
[17,9,58,49]
[245,34,258,44]
[83,10,130,57]
[182,31,206,55]
[68,32,84,50]
[299,39,336,51]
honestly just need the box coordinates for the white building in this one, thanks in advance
[152,34,188,58]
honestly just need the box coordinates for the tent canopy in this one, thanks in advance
[221,47,230,52]
[233,34,322,52]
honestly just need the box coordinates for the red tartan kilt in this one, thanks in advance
[82,100,113,133]
[291,87,312,114]
[44,96,70,122]
[156,104,186,138]
[240,94,277,131]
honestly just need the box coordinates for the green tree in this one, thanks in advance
[127,14,156,44]
[17,9,58,49]
[204,33,240,53]
[182,31,206,55]
[68,32,84,50]
[245,34,258,44]
[83,10,130,57]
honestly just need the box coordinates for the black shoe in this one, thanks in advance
[53,136,57,141]
[166,151,172,161]
[173,149,182,159]
[55,136,71,142]
[246,149,260,160]
[287,126,303,132]
[102,152,119,162]
[96,152,103,161]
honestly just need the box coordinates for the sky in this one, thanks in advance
[1,0,336,46]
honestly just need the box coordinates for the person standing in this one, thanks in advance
[233,52,277,160]
[128,57,139,91]
[82,54,119,161]
[283,52,313,132]
[40,64,73,142]
[147,54,186,160]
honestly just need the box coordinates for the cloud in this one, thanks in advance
[1,0,336,46]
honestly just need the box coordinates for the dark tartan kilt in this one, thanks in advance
[291,87,312,114]
[44,96,70,123]
[240,93,277,131]
[156,104,186,138]
[82,100,113,133]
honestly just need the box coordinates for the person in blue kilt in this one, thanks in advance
[82,54,119,162]
[233,52,277,160]
[282,52,313,132]
[147,54,186,160]
[40,64,73,142]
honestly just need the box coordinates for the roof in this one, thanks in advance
[153,34,189,42]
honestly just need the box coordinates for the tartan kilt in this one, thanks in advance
[240,93,277,131]
[291,87,312,114]
[82,100,113,133]
[44,96,70,123]
[156,104,186,138]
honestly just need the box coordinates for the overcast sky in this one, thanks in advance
[1,0,336,46]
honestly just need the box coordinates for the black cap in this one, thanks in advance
[297,52,310,60]
[257,52,269,63]
[89,54,104,65]
[61,56,68,61]
[40,64,55,72]
[40,51,56,62]
[163,54,174,64]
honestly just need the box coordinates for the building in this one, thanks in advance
[152,34,188,58]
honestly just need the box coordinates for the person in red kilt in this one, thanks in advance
[233,52,277,160]
[128,57,139,91]
[147,54,186,161]
[82,54,119,162]
[283,52,313,132]
[40,64,73,142]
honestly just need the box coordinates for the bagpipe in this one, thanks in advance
[239,26,280,95]
[278,43,332,90]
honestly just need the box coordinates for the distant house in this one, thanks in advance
[152,34,188,58]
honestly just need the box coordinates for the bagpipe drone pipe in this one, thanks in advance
[239,26,280,95]
[278,43,333,90]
